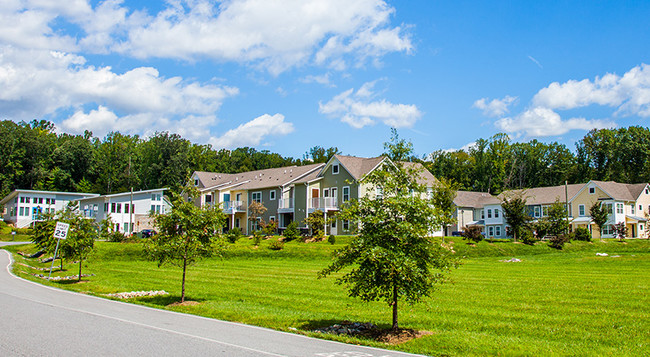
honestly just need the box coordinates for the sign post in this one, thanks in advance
[48,222,70,279]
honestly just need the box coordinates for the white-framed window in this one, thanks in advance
[104,203,109,212]
[205,194,212,203]
[25,197,30,204]
[269,216,275,222]
[20,197,25,203]
[630,204,635,214]
[375,187,383,199]
[589,187,595,194]
[496,226,501,236]
[235,218,240,228]
[270,190,276,200]
[602,225,614,235]
[125,204,130,214]
[481,210,484,219]
[616,203,624,214]
[331,187,338,201]
[646,188,649,194]
[331,219,336,228]
[236,193,242,202]
[111,203,116,213]
[542,206,549,217]
[19,207,24,216]
[579,204,585,216]
[639,205,643,211]
[534,206,540,218]
[640,224,644,231]
[495,209,499,218]
[488,226,494,236]
[116,203,122,213]
[51,198,56,204]
[487,209,492,218]
[252,192,262,203]
[343,186,350,202]
[332,164,339,175]
[343,220,350,231]
[194,179,199,186]
[323,188,330,197]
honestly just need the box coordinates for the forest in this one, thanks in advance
[0,119,649,198]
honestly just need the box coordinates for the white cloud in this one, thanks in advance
[113,0,412,74]
[441,141,477,153]
[210,113,294,149]
[495,107,615,137]
[319,81,421,128]
[473,95,517,117]
[300,73,334,87]
[532,64,650,117]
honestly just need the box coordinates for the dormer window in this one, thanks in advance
[194,178,199,186]
[332,164,339,175]
[589,187,595,194]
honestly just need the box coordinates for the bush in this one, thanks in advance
[252,230,264,246]
[573,227,592,241]
[328,235,336,245]
[520,229,537,245]
[461,225,484,243]
[107,231,127,243]
[268,239,284,250]
[283,221,299,241]
[226,227,242,243]
[313,230,325,240]
[548,234,570,249]
[262,219,277,236]
[12,227,33,235]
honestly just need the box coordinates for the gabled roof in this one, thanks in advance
[328,154,386,181]
[454,190,500,208]
[500,184,584,205]
[194,163,325,192]
[399,161,439,186]
[590,180,648,201]
[0,189,99,205]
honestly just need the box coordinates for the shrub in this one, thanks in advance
[283,221,299,241]
[262,219,277,236]
[252,230,264,246]
[573,227,592,241]
[461,225,484,243]
[107,231,127,243]
[268,239,284,250]
[226,227,242,243]
[12,227,33,235]
[613,222,627,241]
[313,230,325,240]
[520,229,537,245]
[328,235,336,245]
[548,234,570,249]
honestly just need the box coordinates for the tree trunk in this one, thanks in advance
[78,259,82,282]
[60,256,64,271]
[392,284,398,330]
[181,257,187,303]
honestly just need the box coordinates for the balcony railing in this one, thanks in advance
[222,200,246,213]
[309,197,338,211]
[278,198,294,211]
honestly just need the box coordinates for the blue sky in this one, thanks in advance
[1,1,649,159]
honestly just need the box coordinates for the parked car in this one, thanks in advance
[140,229,156,238]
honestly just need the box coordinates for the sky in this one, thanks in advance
[1,0,650,159]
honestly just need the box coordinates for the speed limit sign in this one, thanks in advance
[53,222,70,240]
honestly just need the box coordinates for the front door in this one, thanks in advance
[330,217,338,235]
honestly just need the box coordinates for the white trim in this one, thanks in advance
[332,164,339,175]
[269,190,276,201]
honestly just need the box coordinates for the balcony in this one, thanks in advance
[222,200,246,213]
[278,198,294,213]
[308,197,338,213]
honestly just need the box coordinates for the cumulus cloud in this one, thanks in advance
[319,81,421,128]
[495,107,614,137]
[473,95,517,117]
[532,64,650,117]
[210,113,294,149]
[300,73,334,87]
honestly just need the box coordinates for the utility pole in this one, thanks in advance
[565,181,570,234]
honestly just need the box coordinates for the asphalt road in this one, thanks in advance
[0,248,423,357]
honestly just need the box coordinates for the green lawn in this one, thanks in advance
[5,237,650,356]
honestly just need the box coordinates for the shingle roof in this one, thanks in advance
[400,161,439,186]
[195,164,324,191]
[334,154,386,180]
[454,190,500,208]
[592,181,648,201]
[501,184,584,205]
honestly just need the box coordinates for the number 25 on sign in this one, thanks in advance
[53,222,70,240]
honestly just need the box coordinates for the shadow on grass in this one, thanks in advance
[138,294,206,307]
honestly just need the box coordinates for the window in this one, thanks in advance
[323,188,330,197]
[542,206,549,217]
[94,204,98,212]
[631,204,635,215]
[343,220,350,231]
[235,218,240,228]
[640,224,644,231]
[639,205,643,211]
[205,194,212,203]
[579,204,585,216]
[606,203,613,214]
[496,226,501,236]
[495,209,499,218]
[25,197,30,204]
[51,199,55,204]
[270,190,276,200]
[19,207,24,216]
[194,179,199,186]
[116,203,122,214]
[343,186,350,202]
[487,209,492,218]
[646,188,649,194]
[116,223,120,232]
[269,216,275,222]
[488,226,494,236]
[602,225,614,236]
[332,164,339,175]
[375,187,383,199]
[20,197,25,203]
[481,210,485,219]
[150,205,155,212]
[252,192,262,203]
[46,198,50,204]
[125,204,130,214]
[331,219,336,228]
[104,203,109,212]
[616,203,624,214]
[37,198,43,204]
[589,187,595,194]
[111,203,116,213]
[331,188,338,201]
[534,206,541,218]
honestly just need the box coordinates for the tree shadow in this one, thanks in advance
[138,294,206,307]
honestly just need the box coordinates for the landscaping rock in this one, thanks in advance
[596,252,608,256]
[500,258,522,263]
[105,290,169,299]
[314,321,377,336]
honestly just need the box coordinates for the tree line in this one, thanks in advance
[1,119,649,198]
[424,127,650,194]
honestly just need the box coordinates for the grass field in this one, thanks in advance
[5,237,650,356]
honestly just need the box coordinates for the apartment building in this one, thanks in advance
[0,190,99,228]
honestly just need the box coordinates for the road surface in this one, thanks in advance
[0,248,423,357]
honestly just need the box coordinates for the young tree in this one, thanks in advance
[590,202,609,241]
[613,222,628,241]
[430,178,458,236]
[547,199,570,237]
[144,187,225,302]
[462,225,484,243]
[319,162,459,330]
[500,193,531,242]
[304,209,325,237]
[248,201,267,233]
